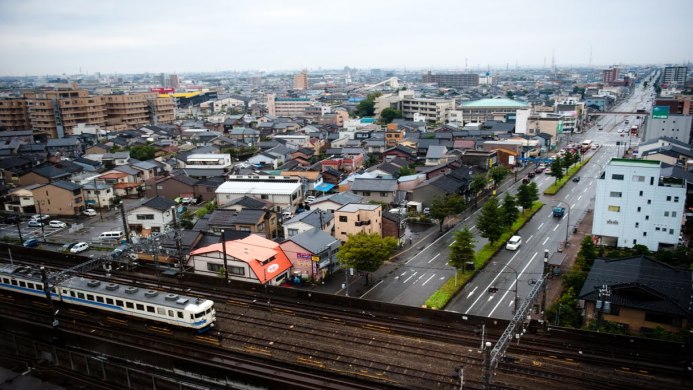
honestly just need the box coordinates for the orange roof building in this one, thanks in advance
[190,235,292,285]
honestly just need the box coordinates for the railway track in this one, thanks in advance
[2,246,693,389]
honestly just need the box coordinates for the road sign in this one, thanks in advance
[652,106,669,119]
[311,256,320,262]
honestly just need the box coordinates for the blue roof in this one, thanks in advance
[360,118,376,123]
[314,183,335,192]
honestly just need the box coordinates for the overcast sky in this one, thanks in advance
[1,0,691,76]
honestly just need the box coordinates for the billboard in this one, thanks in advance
[150,87,174,94]
[652,106,670,119]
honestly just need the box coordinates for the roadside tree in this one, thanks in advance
[550,158,564,182]
[449,228,476,275]
[336,232,397,285]
[488,165,510,188]
[476,196,504,243]
[501,193,520,228]
[429,194,466,232]
[469,173,488,207]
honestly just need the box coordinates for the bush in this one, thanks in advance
[544,157,592,195]
[424,201,544,309]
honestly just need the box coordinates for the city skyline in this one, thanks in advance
[1,0,692,76]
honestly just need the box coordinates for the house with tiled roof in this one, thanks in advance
[281,228,341,282]
[126,196,178,237]
[350,177,398,204]
[578,255,692,334]
[99,169,143,198]
[189,234,293,285]
[19,165,71,186]
[205,209,277,239]
[32,181,85,216]
[283,209,334,238]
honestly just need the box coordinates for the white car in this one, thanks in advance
[70,242,89,253]
[506,236,522,251]
[82,209,97,216]
[49,220,67,228]
[305,196,316,203]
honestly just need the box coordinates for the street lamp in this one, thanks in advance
[554,200,571,249]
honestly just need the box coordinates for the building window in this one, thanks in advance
[607,205,620,212]
[229,266,244,276]
[639,191,643,196]
[645,215,649,220]
[666,196,672,201]
[288,228,299,236]
[611,174,624,180]
[669,229,674,234]
[672,211,677,217]
[207,263,223,272]
[136,214,154,220]
[363,191,371,196]
[650,177,654,185]
[339,216,347,222]
[643,232,647,237]
[637,207,641,212]
[655,227,660,231]
[647,199,651,204]
[609,192,622,198]
[664,211,669,217]
[632,175,645,182]
[674,196,679,202]
[261,194,268,199]
[635,222,639,228]
[380,192,387,197]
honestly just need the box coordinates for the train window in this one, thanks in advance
[116,300,124,307]
[146,306,155,313]
[136,304,144,311]
[62,289,67,294]
[11,279,17,286]
[126,302,134,309]
[77,293,85,299]
[157,307,165,315]
[70,291,76,297]
[177,311,183,319]
[27,283,34,289]
[37,284,43,290]
[168,310,174,317]
[96,296,104,303]
[2,278,8,283]
[19,281,26,288]
[106,298,114,305]
[87,294,94,301]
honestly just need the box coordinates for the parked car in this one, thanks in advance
[28,220,44,227]
[506,235,522,251]
[31,214,50,221]
[61,242,79,252]
[23,238,40,248]
[305,195,316,203]
[82,208,97,216]
[70,242,90,253]
[49,220,67,228]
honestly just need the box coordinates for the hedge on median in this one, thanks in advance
[423,201,544,309]
[543,156,592,195]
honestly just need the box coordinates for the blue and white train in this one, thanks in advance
[0,263,215,331]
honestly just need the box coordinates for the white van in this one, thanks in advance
[99,231,124,240]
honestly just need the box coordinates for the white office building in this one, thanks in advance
[592,159,685,251]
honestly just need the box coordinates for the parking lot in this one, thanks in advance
[1,198,153,257]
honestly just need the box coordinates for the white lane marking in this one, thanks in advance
[572,203,576,209]
[428,254,440,264]
[526,234,534,243]
[466,286,478,299]
[464,251,520,314]
[421,274,436,286]
[487,253,536,317]
[470,225,476,230]
[487,295,494,302]
[577,195,582,201]
[553,224,560,232]
[359,280,383,298]
[538,223,544,230]
[473,209,481,215]
[542,236,550,245]
[508,300,514,307]
[403,272,418,283]
[547,213,552,218]
[583,188,588,193]
[449,242,454,247]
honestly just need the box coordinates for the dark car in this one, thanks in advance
[535,167,545,173]
[572,176,581,182]
[522,177,530,184]
[488,286,499,293]
[527,171,536,178]
[23,238,39,248]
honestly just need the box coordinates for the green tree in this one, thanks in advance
[550,158,564,182]
[476,196,504,243]
[578,235,598,266]
[129,145,158,160]
[469,173,488,207]
[449,228,476,275]
[516,182,533,211]
[501,193,519,228]
[336,232,397,285]
[488,165,510,188]
[380,108,402,124]
[397,165,416,177]
[429,194,466,232]
[354,92,381,117]
[528,182,539,204]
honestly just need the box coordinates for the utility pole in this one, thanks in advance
[119,203,130,244]
[36,201,47,242]
[221,229,229,282]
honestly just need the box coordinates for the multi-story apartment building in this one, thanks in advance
[294,70,308,90]
[1,88,175,137]
[602,67,620,84]
[459,98,529,123]
[0,99,30,131]
[267,93,313,117]
[662,66,688,87]
[375,91,455,123]
[422,71,479,88]
[592,159,685,251]
[334,203,382,241]
[105,93,175,129]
